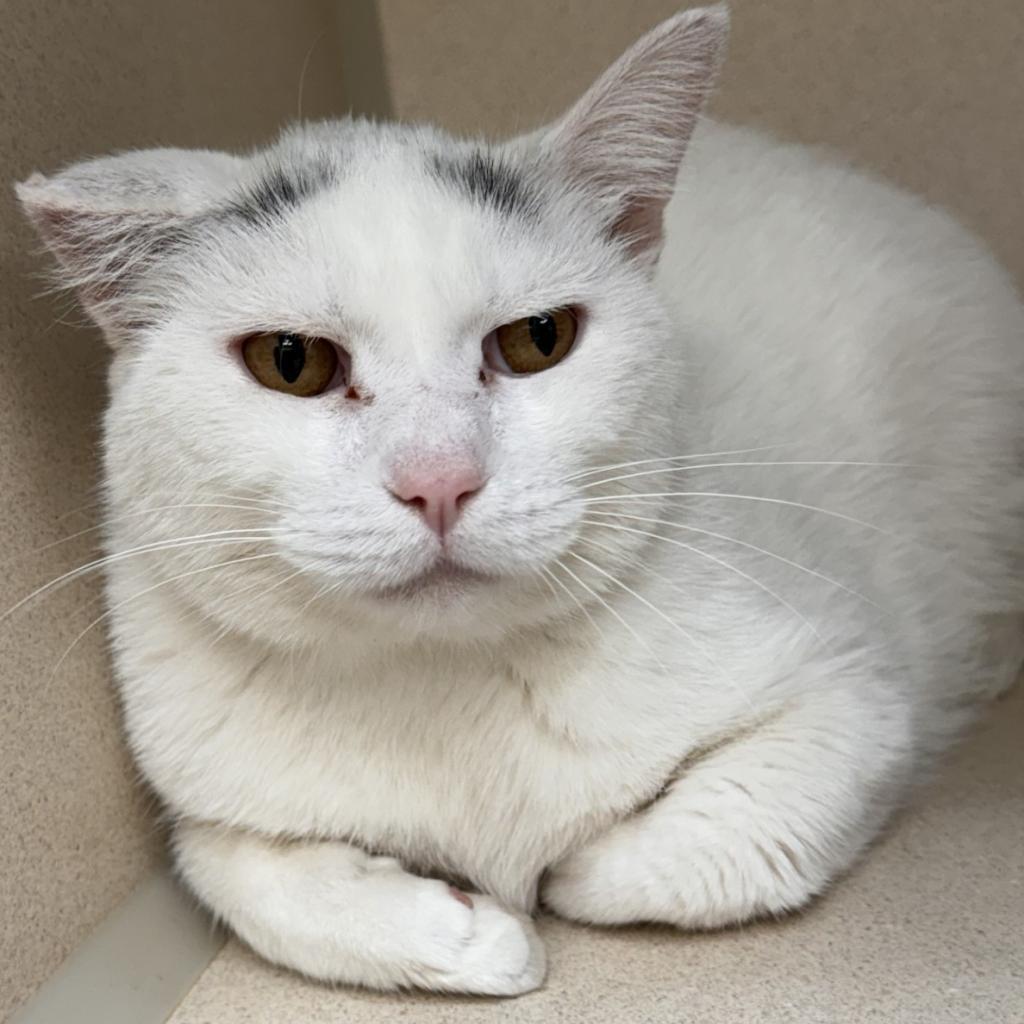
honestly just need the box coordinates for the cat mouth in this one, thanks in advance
[372,560,493,601]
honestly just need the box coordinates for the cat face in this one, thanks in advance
[97,126,677,642]
[19,8,727,645]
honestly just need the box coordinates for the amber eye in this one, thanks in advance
[489,308,578,375]
[241,332,340,397]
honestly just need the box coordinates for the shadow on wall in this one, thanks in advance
[0,1,376,1017]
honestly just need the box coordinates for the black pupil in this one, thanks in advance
[273,334,305,383]
[528,314,558,357]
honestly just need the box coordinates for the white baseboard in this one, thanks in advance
[10,869,224,1024]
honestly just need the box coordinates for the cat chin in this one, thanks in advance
[334,565,555,643]
[368,561,496,604]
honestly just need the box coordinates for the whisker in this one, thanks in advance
[3,503,282,570]
[1,530,283,624]
[231,565,307,607]
[53,493,107,524]
[563,444,792,484]
[211,487,294,510]
[48,553,280,676]
[296,30,327,122]
[565,548,755,713]
[583,510,882,610]
[566,546,755,713]
[580,491,895,536]
[536,564,601,633]
[552,558,670,673]
[52,489,292,524]
[204,565,307,650]
[578,459,926,491]
[533,565,564,605]
[581,520,827,647]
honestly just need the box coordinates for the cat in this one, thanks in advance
[17,3,1024,997]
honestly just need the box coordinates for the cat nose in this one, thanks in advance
[389,461,486,538]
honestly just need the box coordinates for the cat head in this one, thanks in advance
[17,7,727,648]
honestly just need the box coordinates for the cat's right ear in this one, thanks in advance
[16,149,244,343]
[536,5,728,265]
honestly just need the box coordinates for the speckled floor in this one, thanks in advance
[168,686,1023,1024]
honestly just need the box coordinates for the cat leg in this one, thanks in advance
[173,820,546,995]
[543,685,912,928]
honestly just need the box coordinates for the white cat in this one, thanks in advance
[18,4,1023,997]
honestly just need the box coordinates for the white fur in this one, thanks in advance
[17,5,1023,997]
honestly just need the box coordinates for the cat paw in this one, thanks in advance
[177,829,546,997]
[408,883,547,996]
[542,813,825,930]
[542,829,642,926]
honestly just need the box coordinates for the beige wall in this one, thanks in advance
[376,0,1024,286]
[0,2,349,1017]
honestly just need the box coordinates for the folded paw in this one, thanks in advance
[542,811,824,930]
[401,879,547,996]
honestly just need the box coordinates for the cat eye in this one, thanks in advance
[241,332,341,397]
[486,308,578,375]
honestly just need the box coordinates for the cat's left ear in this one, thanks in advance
[16,149,244,342]
[538,4,728,264]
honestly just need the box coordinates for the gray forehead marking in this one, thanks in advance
[429,150,534,218]
[227,157,338,225]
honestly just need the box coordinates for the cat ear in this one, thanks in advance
[16,149,244,342]
[540,5,728,263]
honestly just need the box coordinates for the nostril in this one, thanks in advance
[388,464,486,537]
[455,482,482,509]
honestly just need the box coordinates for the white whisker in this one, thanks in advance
[564,444,791,484]
[580,491,895,536]
[225,564,307,611]
[580,520,827,648]
[578,459,925,491]
[1,530,283,624]
[48,553,280,676]
[536,564,600,633]
[552,558,669,672]
[564,550,752,711]
[204,566,307,650]
[214,487,294,510]
[3,503,281,570]
[583,509,882,610]
[533,565,563,605]
[53,489,290,524]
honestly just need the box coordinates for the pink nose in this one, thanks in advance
[389,462,485,538]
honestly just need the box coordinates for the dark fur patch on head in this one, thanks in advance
[430,151,533,218]
[228,158,337,225]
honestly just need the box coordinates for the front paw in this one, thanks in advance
[409,883,547,996]
[542,824,650,926]
[543,811,829,931]
[201,837,548,997]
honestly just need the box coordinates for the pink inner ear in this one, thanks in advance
[17,182,186,341]
[611,195,668,261]
[538,6,728,262]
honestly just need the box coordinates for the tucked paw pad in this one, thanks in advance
[448,885,475,909]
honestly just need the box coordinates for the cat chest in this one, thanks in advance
[128,653,680,907]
